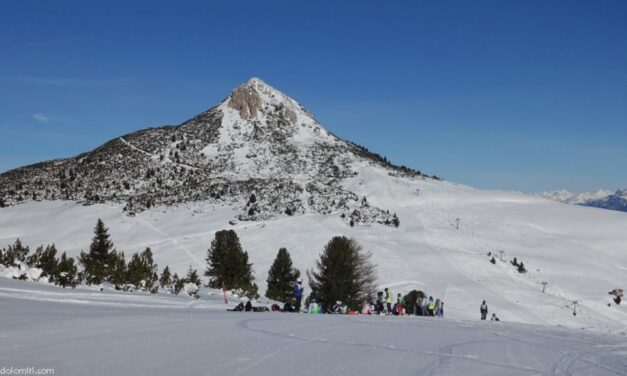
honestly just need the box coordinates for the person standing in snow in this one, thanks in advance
[294,278,304,312]
[434,299,442,317]
[376,291,385,314]
[427,296,436,316]
[385,288,393,314]
[480,300,488,320]
[395,293,405,315]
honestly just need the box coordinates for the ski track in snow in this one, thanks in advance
[0,278,626,376]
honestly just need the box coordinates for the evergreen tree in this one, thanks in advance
[172,273,185,294]
[265,247,300,303]
[79,219,116,284]
[56,252,78,288]
[308,236,377,311]
[142,248,159,289]
[126,248,157,290]
[205,230,258,297]
[186,265,201,286]
[127,252,143,287]
[3,239,30,266]
[26,244,59,278]
[109,251,127,290]
[159,265,172,289]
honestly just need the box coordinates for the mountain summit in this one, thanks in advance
[0,78,427,224]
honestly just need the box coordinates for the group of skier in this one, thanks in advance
[233,279,502,322]
[366,287,444,317]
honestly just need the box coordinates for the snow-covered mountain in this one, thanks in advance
[1,78,627,334]
[541,189,627,212]
[0,78,424,226]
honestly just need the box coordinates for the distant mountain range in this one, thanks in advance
[541,188,627,212]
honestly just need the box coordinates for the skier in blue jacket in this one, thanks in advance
[294,278,304,312]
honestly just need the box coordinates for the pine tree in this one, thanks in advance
[172,273,185,294]
[205,230,258,297]
[79,219,116,284]
[159,265,172,289]
[265,247,300,303]
[3,239,30,266]
[109,251,127,290]
[142,248,158,289]
[26,244,58,278]
[186,266,201,286]
[56,252,78,288]
[126,247,158,290]
[308,236,377,311]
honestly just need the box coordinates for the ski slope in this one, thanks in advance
[0,278,626,376]
[1,163,627,334]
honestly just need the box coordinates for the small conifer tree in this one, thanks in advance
[186,265,201,286]
[109,251,127,290]
[159,265,172,289]
[79,219,116,284]
[56,252,78,288]
[3,239,30,266]
[265,247,300,303]
[26,244,59,278]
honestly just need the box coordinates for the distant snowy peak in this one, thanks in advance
[541,188,627,212]
[541,189,613,205]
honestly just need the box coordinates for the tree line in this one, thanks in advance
[1,219,378,310]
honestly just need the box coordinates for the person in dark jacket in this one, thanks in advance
[228,302,244,311]
[480,300,488,320]
[294,278,304,312]
[245,300,253,312]
[376,291,385,314]
[282,302,294,312]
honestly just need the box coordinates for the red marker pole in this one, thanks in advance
[222,281,228,304]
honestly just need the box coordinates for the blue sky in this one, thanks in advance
[1,1,625,192]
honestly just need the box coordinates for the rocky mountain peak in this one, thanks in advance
[225,77,304,124]
[0,78,428,225]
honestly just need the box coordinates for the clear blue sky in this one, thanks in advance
[1,1,626,192]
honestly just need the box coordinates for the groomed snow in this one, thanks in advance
[0,278,625,376]
[1,164,626,334]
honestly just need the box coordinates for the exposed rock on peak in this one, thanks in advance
[227,83,262,120]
